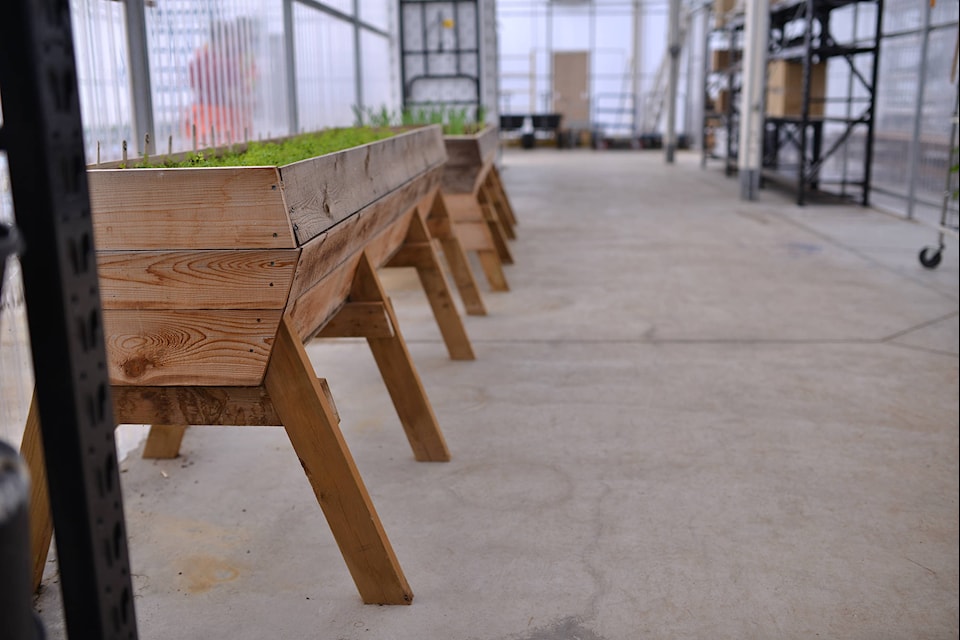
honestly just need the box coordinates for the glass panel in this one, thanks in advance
[360,0,392,31]
[294,3,357,131]
[361,31,399,115]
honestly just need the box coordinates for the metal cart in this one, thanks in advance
[918,79,960,269]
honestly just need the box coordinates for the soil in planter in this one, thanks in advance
[130,127,396,169]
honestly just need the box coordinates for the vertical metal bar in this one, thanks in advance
[738,0,769,197]
[354,0,364,112]
[633,0,643,137]
[665,0,681,162]
[862,0,883,207]
[589,2,596,130]
[905,0,931,217]
[797,0,814,205]
[421,3,429,78]
[399,1,409,107]
[126,0,155,154]
[840,2,859,197]
[701,3,712,167]
[546,1,553,113]
[284,0,299,134]
[0,0,139,637]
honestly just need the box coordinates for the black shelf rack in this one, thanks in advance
[701,15,744,176]
[702,0,883,205]
[764,0,883,205]
[0,1,139,638]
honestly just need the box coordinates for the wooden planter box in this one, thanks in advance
[24,125,477,606]
[440,125,518,293]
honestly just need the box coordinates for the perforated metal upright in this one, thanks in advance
[0,1,139,638]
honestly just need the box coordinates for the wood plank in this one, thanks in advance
[488,165,519,227]
[103,309,281,386]
[113,385,281,426]
[389,214,475,361]
[316,302,394,339]
[280,126,446,245]
[265,316,413,604]
[363,209,417,270]
[88,167,294,250]
[289,166,444,300]
[348,253,450,462]
[478,250,510,292]
[286,254,362,342]
[441,127,498,194]
[481,176,516,239]
[478,187,515,265]
[423,193,486,315]
[20,393,52,594]
[454,221,497,252]
[444,193,486,222]
[97,249,298,310]
[141,425,189,459]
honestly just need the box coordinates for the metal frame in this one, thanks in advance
[763,0,884,205]
[0,1,138,638]
[399,0,483,110]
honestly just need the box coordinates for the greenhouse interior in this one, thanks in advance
[0,0,957,638]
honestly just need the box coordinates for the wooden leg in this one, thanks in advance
[388,213,475,361]
[478,185,514,265]
[142,424,188,459]
[20,391,53,593]
[489,165,519,228]
[483,173,516,240]
[351,252,450,462]
[265,317,413,605]
[478,249,510,292]
[425,194,486,316]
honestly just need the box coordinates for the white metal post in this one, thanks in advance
[905,0,932,219]
[632,0,643,135]
[738,0,769,199]
[665,0,681,162]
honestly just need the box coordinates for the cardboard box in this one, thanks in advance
[765,60,826,118]
[711,49,732,71]
[715,89,731,114]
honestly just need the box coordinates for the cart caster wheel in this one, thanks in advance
[918,247,942,270]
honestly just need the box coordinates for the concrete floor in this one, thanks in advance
[35,150,958,639]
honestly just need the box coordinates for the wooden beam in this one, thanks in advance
[141,425,188,459]
[426,193,486,316]
[481,175,516,240]
[113,385,280,426]
[20,392,52,594]
[88,167,295,250]
[316,302,394,339]
[103,309,281,386]
[348,253,450,462]
[265,316,413,604]
[387,214,475,361]
[97,249,298,310]
[478,186,514,265]
[488,165,519,228]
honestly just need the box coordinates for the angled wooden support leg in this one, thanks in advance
[424,194,486,316]
[488,165,519,228]
[483,172,516,240]
[444,194,510,292]
[142,424,189,459]
[387,213,475,361]
[266,316,413,605]
[328,252,450,462]
[477,186,514,265]
[20,392,53,593]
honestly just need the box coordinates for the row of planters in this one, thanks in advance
[21,121,520,606]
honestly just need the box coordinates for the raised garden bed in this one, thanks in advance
[24,124,476,606]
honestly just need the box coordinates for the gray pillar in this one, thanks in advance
[738,0,769,199]
[665,0,681,162]
[125,0,155,155]
[283,0,299,135]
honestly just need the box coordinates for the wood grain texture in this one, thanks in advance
[363,209,416,270]
[387,214,475,361]
[286,253,362,342]
[488,165,519,227]
[441,126,498,194]
[424,192,486,315]
[103,309,281,386]
[141,425,189,459]
[88,167,294,250]
[265,316,413,604]
[20,393,52,594]
[281,126,446,245]
[443,193,486,222]
[97,249,298,310]
[114,386,281,426]
[348,253,450,462]
[316,302,395,339]
[289,166,443,300]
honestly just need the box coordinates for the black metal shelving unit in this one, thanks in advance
[399,0,482,114]
[702,12,744,175]
[763,0,883,205]
[703,0,883,205]
[0,1,139,638]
